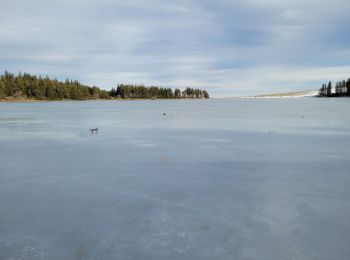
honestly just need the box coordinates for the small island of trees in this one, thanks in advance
[109,84,209,99]
[318,78,350,97]
[0,71,209,101]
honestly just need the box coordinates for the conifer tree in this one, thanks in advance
[327,81,332,97]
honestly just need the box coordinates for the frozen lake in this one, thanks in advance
[1,98,350,260]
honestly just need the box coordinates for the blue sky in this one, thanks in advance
[1,0,350,97]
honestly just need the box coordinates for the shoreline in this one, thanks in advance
[0,97,210,103]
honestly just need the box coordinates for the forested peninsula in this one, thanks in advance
[318,78,350,97]
[0,71,209,101]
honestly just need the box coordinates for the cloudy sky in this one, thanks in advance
[1,0,350,97]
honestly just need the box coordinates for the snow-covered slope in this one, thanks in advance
[248,90,318,98]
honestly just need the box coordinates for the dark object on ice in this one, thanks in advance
[163,113,166,116]
[90,128,98,134]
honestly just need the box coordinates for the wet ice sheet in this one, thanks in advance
[0,99,350,260]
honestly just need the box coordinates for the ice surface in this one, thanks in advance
[0,98,350,259]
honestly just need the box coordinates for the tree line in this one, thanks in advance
[0,71,109,100]
[319,78,350,97]
[109,85,209,99]
[0,71,209,100]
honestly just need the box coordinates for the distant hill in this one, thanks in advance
[251,90,318,98]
